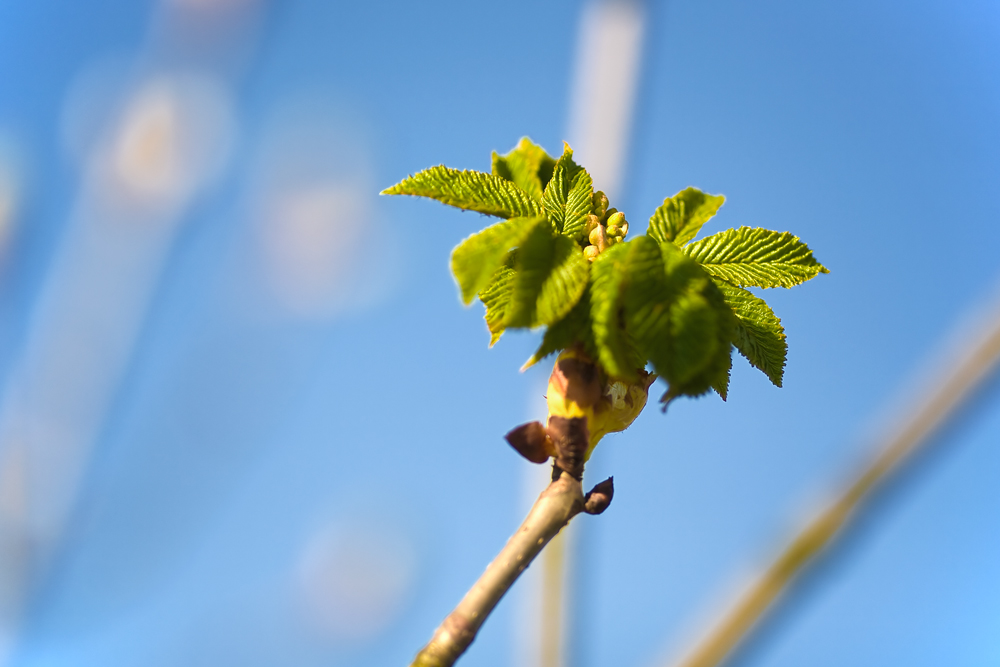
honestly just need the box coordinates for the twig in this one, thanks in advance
[409,350,627,667]
[666,301,1000,667]
[409,469,585,667]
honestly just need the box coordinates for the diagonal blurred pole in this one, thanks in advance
[662,292,1000,667]
[517,2,647,667]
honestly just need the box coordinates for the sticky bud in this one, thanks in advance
[584,245,600,261]
[583,214,601,235]
[602,207,618,223]
[592,191,609,219]
[606,225,622,237]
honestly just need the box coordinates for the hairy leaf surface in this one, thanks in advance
[647,187,725,246]
[589,242,648,380]
[451,216,547,304]
[633,240,731,397]
[714,279,787,387]
[382,165,541,218]
[492,138,556,201]
[684,226,829,288]
[480,263,515,347]
[506,225,589,328]
[541,143,594,239]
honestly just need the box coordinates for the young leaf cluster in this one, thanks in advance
[383,138,827,402]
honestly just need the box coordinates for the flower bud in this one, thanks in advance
[621,221,629,236]
[606,211,626,229]
[583,214,601,235]
[606,224,622,237]
[584,245,600,261]
[602,207,618,222]
[592,191,609,219]
[589,224,609,252]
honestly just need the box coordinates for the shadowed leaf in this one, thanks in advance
[714,279,787,387]
[480,263,516,347]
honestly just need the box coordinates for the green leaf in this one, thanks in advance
[632,239,721,390]
[480,263,515,347]
[589,242,648,380]
[540,143,594,239]
[450,216,547,304]
[522,291,595,370]
[506,225,590,328]
[710,352,733,401]
[647,187,725,246]
[601,238,733,399]
[683,226,829,288]
[382,165,542,218]
[491,137,556,201]
[713,279,787,387]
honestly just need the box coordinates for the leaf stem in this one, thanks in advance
[409,468,586,667]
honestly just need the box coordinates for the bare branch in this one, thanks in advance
[409,468,586,667]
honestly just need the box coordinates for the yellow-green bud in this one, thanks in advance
[621,221,629,237]
[606,224,622,237]
[606,211,626,229]
[589,224,609,251]
[584,245,600,261]
[592,191,609,219]
[602,207,618,222]
[584,214,601,235]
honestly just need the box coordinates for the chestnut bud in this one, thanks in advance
[606,211,626,229]
[589,224,609,252]
[592,191,609,219]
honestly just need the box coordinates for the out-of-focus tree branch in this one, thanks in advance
[665,299,1000,667]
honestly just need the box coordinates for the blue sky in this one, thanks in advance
[0,1,998,666]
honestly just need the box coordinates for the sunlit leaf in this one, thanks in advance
[505,224,590,328]
[541,143,594,239]
[492,137,556,201]
[451,216,547,304]
[382,165,541,218]
[647,187,725,246]
[684,226,829,288]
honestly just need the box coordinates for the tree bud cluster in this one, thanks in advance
[583,191,628,262]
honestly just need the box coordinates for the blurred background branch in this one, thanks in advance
[664,290,1000,667]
